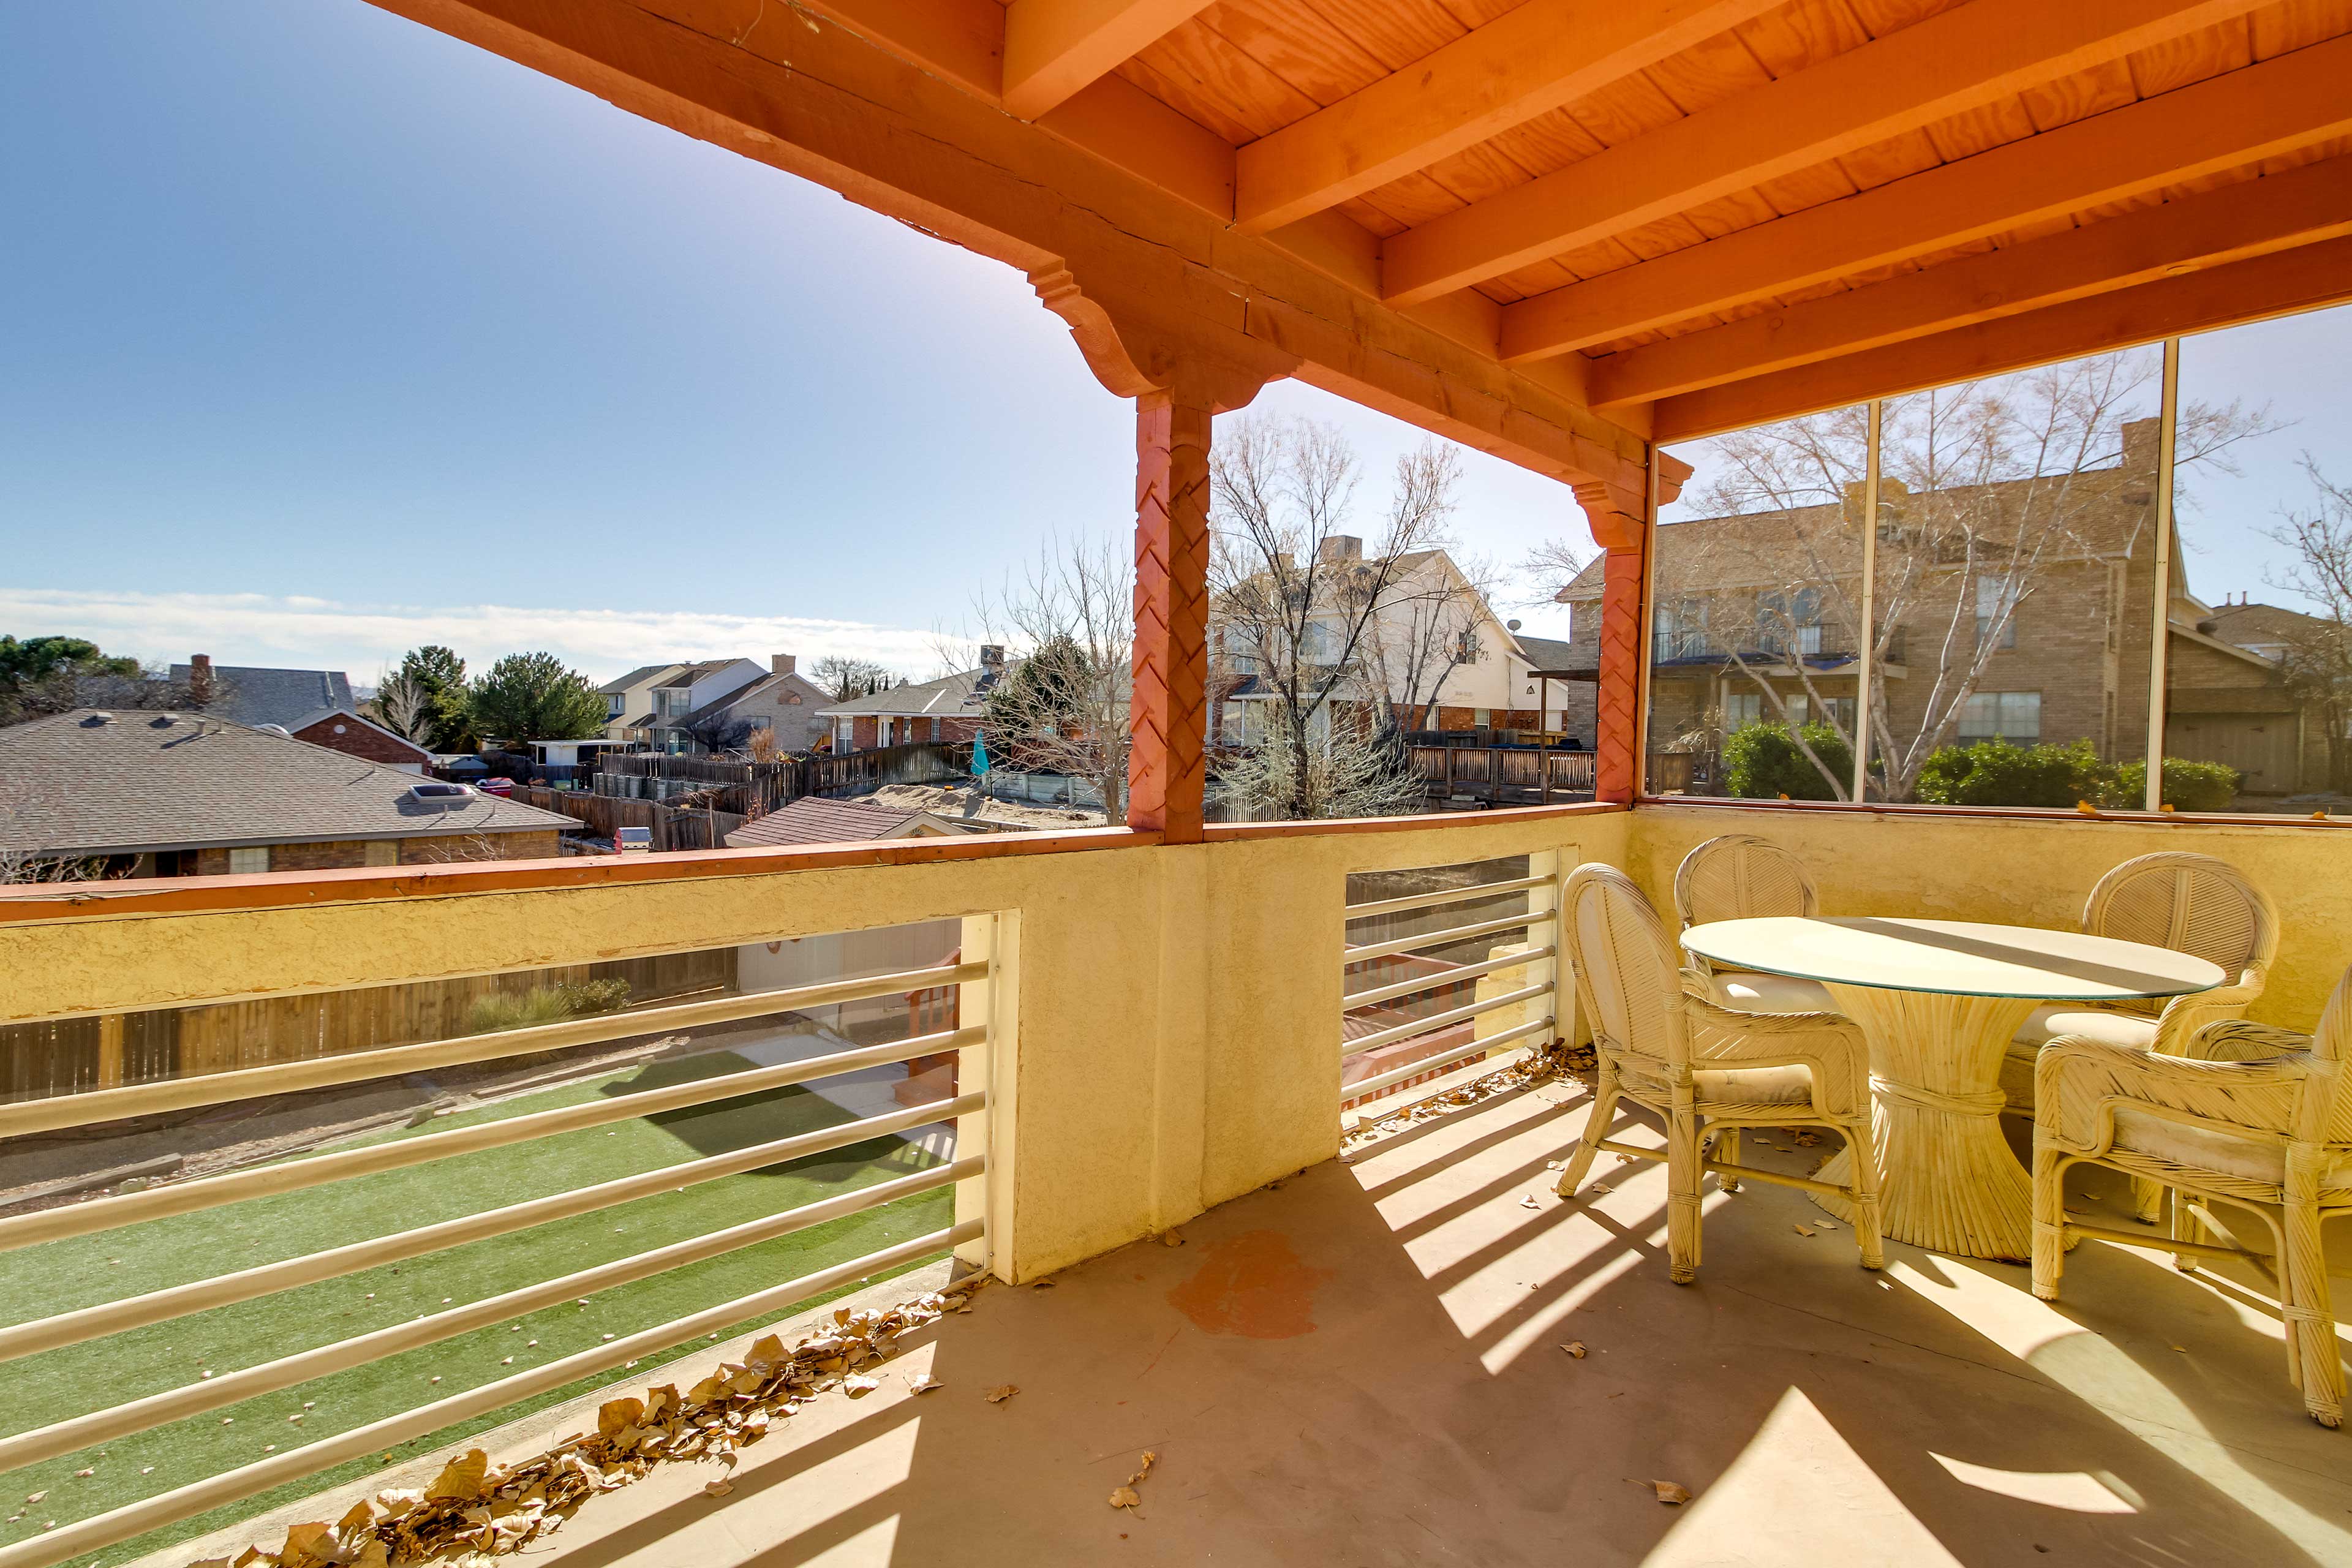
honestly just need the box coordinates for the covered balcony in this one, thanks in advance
[5,2,2352,1565]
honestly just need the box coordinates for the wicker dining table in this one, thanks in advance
[1679,916,2223,1262]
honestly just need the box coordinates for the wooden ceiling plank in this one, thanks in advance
[1192,0,1390,107]
[1594,152,2352,405]
[1233,0,1788,234]
[1381,0,2272,304]
[1651,230,2352,439]
[2124,13,2251,94]
[1294,0,1466,71]
[1003,0,1221,119]
[1496,29,2352,360]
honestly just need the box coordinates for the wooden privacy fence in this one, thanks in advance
[589,742,974,814]
[1410,745,1597,805]
[0,948,736,1104]
[508,786,747,851]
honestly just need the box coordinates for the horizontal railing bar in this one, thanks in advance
[0,960,989,1141]
[0,1026,984,1256]
[1343,982,1550,1058]
[1343,946,1555,1009]
[1343,873,1550,921]
[0,1156,982,1477]
[1343,910,1551,965]
[0,1217,984,1568]
[1344,1014,1553,1102]
[0,1092,983,1365]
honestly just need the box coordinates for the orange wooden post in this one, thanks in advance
[1578,480,1651,805]
[1128,389,1213,842]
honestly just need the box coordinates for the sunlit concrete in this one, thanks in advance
[396,1079,2352,1567]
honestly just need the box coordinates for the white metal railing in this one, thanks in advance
[0,926,1004,1568]
[1338,854,1568,1115]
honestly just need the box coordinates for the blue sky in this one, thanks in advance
[3,5,2342,686]
[0,1,1580,684]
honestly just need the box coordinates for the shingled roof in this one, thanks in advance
[165,663,354,729]
[723,796,973,848]
[0,710,574,857]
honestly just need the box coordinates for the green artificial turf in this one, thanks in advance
[0,1050,952,1566]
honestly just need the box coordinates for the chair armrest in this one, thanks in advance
[2035,1033,2310,1152]
[1681,992,1866,1059]
[2150,960,2269,1053]
[2037,1033,2309,1095]
[2177,1013,2311,1063]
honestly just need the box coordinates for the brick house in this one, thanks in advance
[818,649,1012,752]
[0,710,573,876]
[286,707,433,773]
[675,655,834,753]
[1551,418,2328,805]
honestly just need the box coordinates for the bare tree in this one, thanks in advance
[809,655,898,703]
[2264,456,2352,793]
[374,669,438,745]
[1528,350,2277,801]
[0,776,124,884]
[970,533,1132,823]
[1209,418,1461,820]
[1361,548,1507,731]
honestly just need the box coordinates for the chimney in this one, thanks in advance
[189,654,214,707]
[771,653,796,677]
[979,645,1006,671]
[2120,417,2160,500]
[1317,535,1364,563]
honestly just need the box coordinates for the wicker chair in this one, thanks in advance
[1673,834,1838,1016]
[2000,852,2279,1119]
[1553,862,1884,1284]
[2032,965,2351,1428]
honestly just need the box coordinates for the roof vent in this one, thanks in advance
[83,712,114,726]
[257,723,293,738]
[409,782,473,804]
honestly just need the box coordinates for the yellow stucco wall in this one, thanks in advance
[6,802,2343,1283]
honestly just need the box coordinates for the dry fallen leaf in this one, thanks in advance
[1561,1342,1588,1359]
[1031,1278,1057,1290]
[843,1376,880,1399]
[907,1373,944,1394]
[985,1385,1019,1404]
[1520,1195,1541,1209]
[1651,1480,1692,1505]
[703,1479,734,1498]
[1159,1232,1185,1248]
[1792,1224,1815,1238]
[1108,1487,1141,1510]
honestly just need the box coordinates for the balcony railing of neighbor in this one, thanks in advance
[0,919,1004,1568]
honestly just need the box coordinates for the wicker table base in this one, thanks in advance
[1809,984,2044,1262]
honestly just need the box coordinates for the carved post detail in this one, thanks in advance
[1129,390,1213,841]
[1577,481,1649,806]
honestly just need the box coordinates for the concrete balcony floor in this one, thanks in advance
[513,1076,2351,1567]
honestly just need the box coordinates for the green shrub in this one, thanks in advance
[465,977,631,1036]
[1722,722,1853,801]
[2108,756,2242,813]
[1915,737,2109,809]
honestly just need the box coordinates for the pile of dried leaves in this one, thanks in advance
[190,1281,982,1568]
[1341,1038,1581,1151]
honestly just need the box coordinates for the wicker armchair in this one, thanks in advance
[1673,834,1838,1015]
[2032,965,2351,1428]
[1553,862,1883,1284]
[2001,852,2279,1116]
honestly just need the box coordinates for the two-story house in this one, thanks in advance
[674,655,834,753]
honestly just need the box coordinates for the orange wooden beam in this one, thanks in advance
[1003,0,1215,121]
[1592,156,2352,409]
[1128,391,1213,842]
[1651,232,2352,441]
[1499,30,2352,364]
[1233,0,1781,236]
[1380,0,2267,306]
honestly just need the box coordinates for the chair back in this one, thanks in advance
[1673,834,1819,930]
[2084,852,2278,981]
[1563,863,1687,1072]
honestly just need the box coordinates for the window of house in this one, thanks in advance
[1975,573,2018,649]
[1653,598,1709,662]
[1958,692,2041,744]
[1724,692,1763,731]
[606,695,624,718]
[364,840,400,867]
[228,846,271,874]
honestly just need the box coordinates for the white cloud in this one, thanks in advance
[0,589,963,684]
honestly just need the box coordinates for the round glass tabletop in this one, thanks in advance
[1680,916,2225,1001]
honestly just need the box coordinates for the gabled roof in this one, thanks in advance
[0,710,573,858]
[679,669,832,730]
[285,707,434,760]
[654,658,752,688]
[1511,634,1580,674]
[817,662,1017,718]
[165,664,354,729]
[598,663,687,696]
[722,796,981,848]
